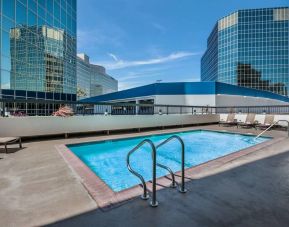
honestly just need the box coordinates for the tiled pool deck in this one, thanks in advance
[1,125,289,226]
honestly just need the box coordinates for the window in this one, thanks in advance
[274,8,289,21]
[3,0,15,19]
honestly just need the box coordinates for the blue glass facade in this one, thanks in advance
[0,0,77,101]
[201,7,289,97]
[201,24,218,81]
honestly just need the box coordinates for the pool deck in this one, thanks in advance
[1,125,289,226]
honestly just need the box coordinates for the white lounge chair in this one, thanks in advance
[238,113,257,128]
[0,137,22,153]
[219,113,237,127]
[255,115,275,130]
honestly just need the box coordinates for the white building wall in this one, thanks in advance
[216,95,288,106]
[155,95,216,113]
[154,94,288,106]
[155,95,216,106]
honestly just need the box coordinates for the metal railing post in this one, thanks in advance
[179,137,187,193]
[0,101,3,117]
[1,101,4,117]
[150,145,158,207]
[277,120,289,137]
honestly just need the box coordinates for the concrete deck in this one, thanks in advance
[0,125,289,227]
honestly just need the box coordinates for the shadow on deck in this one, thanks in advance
[48,148,289,227]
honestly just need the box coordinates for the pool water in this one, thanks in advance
[67,130,269,192]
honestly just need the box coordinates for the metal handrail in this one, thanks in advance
[126,139,158,207]
[255,120,289,139]
[155,162,177,188]
[156,135,187,193]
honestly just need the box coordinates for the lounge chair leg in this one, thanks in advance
[4,143,7,154]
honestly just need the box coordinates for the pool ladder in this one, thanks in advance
[255,120,289,139]
[126,135,187,208]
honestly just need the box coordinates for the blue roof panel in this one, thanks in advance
[81,82,289,103]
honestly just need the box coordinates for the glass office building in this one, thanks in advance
[201,7,289,96]
[0,0,77,101]
[77,53,118,100]
[90,64,118,97]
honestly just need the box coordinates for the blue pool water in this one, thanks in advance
[67,130,269,192]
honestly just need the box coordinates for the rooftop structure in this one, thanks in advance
[82,81,289,106]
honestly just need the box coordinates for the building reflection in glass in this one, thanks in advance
[0,0,77,101]
[237,63,287,95]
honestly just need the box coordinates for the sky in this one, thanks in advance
[77,0,288,90]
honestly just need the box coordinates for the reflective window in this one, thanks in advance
[3,0,15,19]
[0,0,77,100]
[1,70,11,89]
[16,1,27,24]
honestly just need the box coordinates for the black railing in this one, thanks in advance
[0,98,217,116]
[0,98,289,117]
[215,106,289,114]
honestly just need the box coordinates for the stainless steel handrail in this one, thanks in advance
[126,139,158,207]
[255,120,289,139]
[155,162,177,188]
[156,135,187,193]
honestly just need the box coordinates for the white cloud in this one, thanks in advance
[118,81,144,91]
[120,71,163,81]
[166,76,200,83]
[108,53,119,62]
[93,51,199,70]
[118,75,200,91]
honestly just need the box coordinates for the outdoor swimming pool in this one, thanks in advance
[67,130,269,192]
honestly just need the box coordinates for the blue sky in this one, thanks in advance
[77,0,288,90]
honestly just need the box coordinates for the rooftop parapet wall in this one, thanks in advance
[0,115,219,138]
